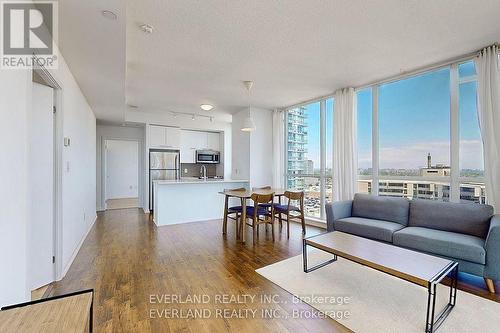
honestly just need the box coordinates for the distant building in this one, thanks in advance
[420,153,451,177]
[287,106,308,189]
[305,160,314,175]
[358,153,485,204]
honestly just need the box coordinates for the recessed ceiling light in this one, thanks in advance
[200,104,214,111]
[139,24,154,34]
[101,10,117,20]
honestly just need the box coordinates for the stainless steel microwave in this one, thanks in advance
[196,150,220,164]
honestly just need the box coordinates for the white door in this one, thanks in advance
[29,82,55,290]
[105,140,139,200]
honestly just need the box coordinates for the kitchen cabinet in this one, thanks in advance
[207,132,220,151]
[180,130,221,163]
[149,125,180,149]
[180,130,198,163]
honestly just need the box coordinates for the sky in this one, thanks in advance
[298,60,484,171]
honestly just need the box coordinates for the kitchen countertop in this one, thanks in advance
[153,178,249,185]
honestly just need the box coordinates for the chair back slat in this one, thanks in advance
[251,192,274,204]
[285,190,304,201]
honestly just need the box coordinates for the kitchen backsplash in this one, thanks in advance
[181,163,217,178]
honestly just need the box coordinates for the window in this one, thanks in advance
[325,98,334,204]
[286,98,333,219]
[357,88,372,194]
[459,61,485,203]
[354,61,485,204]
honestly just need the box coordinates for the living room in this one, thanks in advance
[1,1,500,332]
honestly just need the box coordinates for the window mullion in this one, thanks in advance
[450,64,460,202]
[320,100,326,219]
[372,86,380,195]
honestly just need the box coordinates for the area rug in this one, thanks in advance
[256,250,500,333]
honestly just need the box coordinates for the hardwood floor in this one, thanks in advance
[48,209,499,332]
[105,197,139,210]
[48,209,349,332]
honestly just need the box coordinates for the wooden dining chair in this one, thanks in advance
[273,191,305,238]
[240,192,275,245]
[222,188,246,237]
[251,186,275,210]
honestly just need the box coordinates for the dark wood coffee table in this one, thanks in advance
[303,231,458,333]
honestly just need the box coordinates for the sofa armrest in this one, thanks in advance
[325,200,353,232]
[485,215,500,280]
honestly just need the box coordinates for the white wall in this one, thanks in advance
[0,70,30,305]
[231,108,274,187]
[231,111,250,180]
[0,50,96,306]
[96,125,145,210]
[105,140,139,199]
[249,108,274,187]
[55,55,97,277]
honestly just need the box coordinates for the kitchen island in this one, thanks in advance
[153,178,249,226]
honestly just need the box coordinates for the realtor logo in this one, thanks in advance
[1,1,58,69]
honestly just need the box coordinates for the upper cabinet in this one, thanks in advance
[207,132,220,151]
[179,130,221,163]
[149,125,181,149]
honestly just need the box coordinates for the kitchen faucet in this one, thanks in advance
[200,165,207,180]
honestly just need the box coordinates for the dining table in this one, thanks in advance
[219,188,287,243]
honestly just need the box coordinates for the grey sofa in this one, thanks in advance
[326,193,500,293]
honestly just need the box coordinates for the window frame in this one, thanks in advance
[284,99,332,220]
[357,60,484,203]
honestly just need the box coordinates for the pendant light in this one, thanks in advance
[241,81,256,132]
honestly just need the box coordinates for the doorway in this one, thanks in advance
[28,81,56,291]
[104,139,140,209]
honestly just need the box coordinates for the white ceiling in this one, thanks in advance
[59,0,500,122]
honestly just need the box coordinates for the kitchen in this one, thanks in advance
[147,124,249,226]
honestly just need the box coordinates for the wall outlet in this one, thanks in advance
[184,168,188,174]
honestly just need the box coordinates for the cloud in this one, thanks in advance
[358,140,483,170]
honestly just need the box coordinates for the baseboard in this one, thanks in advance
[304,218,327,229]
[58,214,97,280]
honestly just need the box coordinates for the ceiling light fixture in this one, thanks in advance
[200,104,214,111]
[101,10,117,20]
[241,81,256,132]
[139,23,154,34]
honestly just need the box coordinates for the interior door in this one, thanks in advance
[29,82,55,290]
[105,140,139,200]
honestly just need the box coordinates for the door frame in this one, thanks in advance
[101,137,143,210]
[31,61,63,283]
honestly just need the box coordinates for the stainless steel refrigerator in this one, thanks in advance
[149,149,180,211]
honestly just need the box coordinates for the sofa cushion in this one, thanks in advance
[393,227,486,264]
[334,217,405,243]
[408,199,493,239]
[351,193,409,226]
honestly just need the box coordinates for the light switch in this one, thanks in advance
[64,137,71,147]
